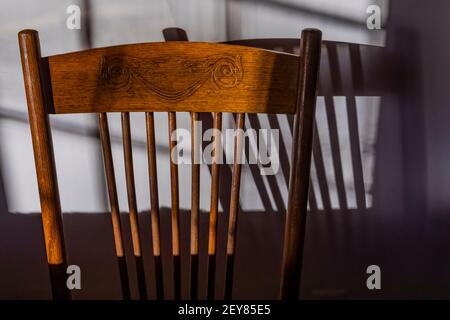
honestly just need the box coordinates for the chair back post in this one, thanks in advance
[18,30,70,300]
[280,29,322,300]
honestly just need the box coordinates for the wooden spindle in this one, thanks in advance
[98,112,130,299]
[280,29,322,300]
[18,29,70,300]
[121,112,147,300]
[145,112,164,299]
[207,112,222,300]
[168,111,181,300]
[190,112,200,300]
[224,113,245,300]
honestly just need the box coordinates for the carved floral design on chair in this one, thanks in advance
[100,54,243,101]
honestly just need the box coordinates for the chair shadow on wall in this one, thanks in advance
[0,30,397,299]
[161,29,396,298]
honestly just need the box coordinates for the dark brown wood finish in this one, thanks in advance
[207,112,222,300]
[19,28,322,300]
[121,112,147,300]
[224,112,246,300]
[18,30,70,300]
[190,111,200,300]
[145,112,164,299]
[164,29,189,300]
[47,42,299,115]
[168,111,181,300]
[280,29,322,299]
[98,112,130,299]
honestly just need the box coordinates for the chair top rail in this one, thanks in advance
[45,41,300,115]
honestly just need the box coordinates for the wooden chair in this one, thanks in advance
[162,29,393,298]
[18,28,321,300]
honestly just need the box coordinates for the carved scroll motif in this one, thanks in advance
[100,54,243,101]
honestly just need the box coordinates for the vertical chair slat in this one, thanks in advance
[98,112,130,299]
[280,29,322,300]
[164,30,184,300]
[224,113,245,300]
[168,111,181,300]
[207,112,222,300]
[18,30,70,300]
[145,112,164,300]
[190,112,200,300]
[121,112,147,300]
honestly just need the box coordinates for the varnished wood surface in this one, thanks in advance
[224,113,246,300]
[280,29,322,300]
[145,112,164,299]
[190,111,200,300]
[19,28,322,301]
[122,112,142,257]
[99,113,125,257]
[121,112,147,299]
[47,42,298,115]
[18,29,70,300]
[98,112,130,299]
[207,112,222,300]
[168,112,181,300]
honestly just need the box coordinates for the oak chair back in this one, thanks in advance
[18,28,321,300]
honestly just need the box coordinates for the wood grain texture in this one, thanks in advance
[207,112,222,300]
[99,113,125,257]
[20,28,323,301]
[224,113,246,300]
[190,112,200,256]
[168,112,181,300]
[163,30,184,301]
[280,29,322,300]
[122,112,142,256]
[146,112,161,256]
[190,111,200,300]
[47,42,298,115]
[98,112,130,299]
[168,112,180,256]
[145,112,164,299]
[18,29,70,300]
[121,112,147,299]
[208,112,222,256]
